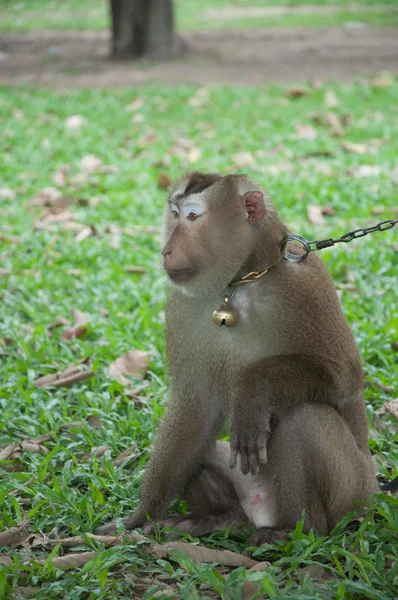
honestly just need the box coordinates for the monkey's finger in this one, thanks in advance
[229,436,239,469]
[240,447,250,475]
[257,435,268,465]
[248,442,259,475]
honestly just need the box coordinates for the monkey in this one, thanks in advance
[97,171,381,546]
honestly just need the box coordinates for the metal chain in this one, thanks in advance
[281,219,398,262]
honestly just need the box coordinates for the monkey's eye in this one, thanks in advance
[171,209,179,219]
[187,212,199,222]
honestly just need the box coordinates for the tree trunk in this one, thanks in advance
[110,0,175,60]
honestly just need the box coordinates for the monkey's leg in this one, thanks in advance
[246,403,378,548]
[144,443,248,537]
[96,398,221,536]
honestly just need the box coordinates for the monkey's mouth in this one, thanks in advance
[165,269,196,283]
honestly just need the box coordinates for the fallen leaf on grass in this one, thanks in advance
[286,86,309,98]
[324,112,344,136]
[34,365,95,388]
[65,115,86,130]
[72,309,89,326]
[384,399,398,420]
[75,226,94,242]
[62,326,87,341]
[324,90,339,108]
[19,441,49,455]
[0,557,13,565]
[295,124,317,140]
[0,234,20,244]
[371,207,398,215]
[348,165,381,178]
[0,269,11,276]
[126,98,144,112]
[0,187,16,201]
[80,155,102,173]
[108,350,148,385]
[307,205,325,226]
[321,206,336,216]
[232,152,256,169]
[372,75,394,88]
[0,443,19,461]
[125,266,148,274]
[341,141,367,154]
[91,445,111,458]
[158,173,172,189]
[0,520,30,547]
[52,164,70,187]
[114,444,137,466]
[48,316,70,330]
[241,561,271,600]
[86,415,102,429]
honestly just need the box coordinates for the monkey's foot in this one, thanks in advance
[246,526,290,554]
[144,513,245,538]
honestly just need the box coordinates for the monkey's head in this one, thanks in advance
[161,172,271,297]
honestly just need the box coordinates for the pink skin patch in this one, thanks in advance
[252,493,262,505]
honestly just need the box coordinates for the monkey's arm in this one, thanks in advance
[229,352,365,475]
[96,392,221,534]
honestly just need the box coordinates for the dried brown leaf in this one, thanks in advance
[324,90,339,108]
[232,152,256,169]
[80,155,102,173]
[296,123,317,140]
[341,141,367,154]
[0,187,16,201]
[0,556,13,565]
[161,541,257,567]
[158,173,172,189]
[50,551,98,569]
[0,268,11,277]
[372,75,393,88]
[349,165,381,178]
[321,206,336,216]
[86,415,102,429]
[384,399,398,420]
[20,441,49,455]
[0,520,30,547]
[307,205,325,226]
[324,112,344,136]
[72,309,89,326]
[91,445,111,458]
[125,266,148,274]
[241,562,271,600]
[34,365,95,388]
[61,326,87,341]
[114,444,137,467]
[126,98,144,112]
[0,443,19,461]
[108,350,149,385]
[65,115,86,130]
[75,226,94,242]
[48,316,70,330]
[286,87,309,98]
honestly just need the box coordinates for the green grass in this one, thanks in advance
[1,0,398,33]
[0,80,398,598]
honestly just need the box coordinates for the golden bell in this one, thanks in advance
[212,297,239,327]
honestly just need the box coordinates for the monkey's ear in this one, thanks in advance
[243,191,267,224]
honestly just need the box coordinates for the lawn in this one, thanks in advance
[0,80,398,598]
[1,0,398,33]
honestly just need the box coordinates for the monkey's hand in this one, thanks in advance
[229,415,270,475]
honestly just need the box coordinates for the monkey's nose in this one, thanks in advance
[161,248,172,257]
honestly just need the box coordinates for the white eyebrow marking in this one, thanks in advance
[181,198,206,218]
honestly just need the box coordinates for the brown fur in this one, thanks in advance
[96,172,378,541]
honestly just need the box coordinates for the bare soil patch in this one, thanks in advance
[0,27,397,87]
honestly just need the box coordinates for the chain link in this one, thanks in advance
[281,218,397,262]
[309,219,398,251]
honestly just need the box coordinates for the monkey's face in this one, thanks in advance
[161,172,267,297]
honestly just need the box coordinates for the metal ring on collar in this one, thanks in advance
[280,234,311,262]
